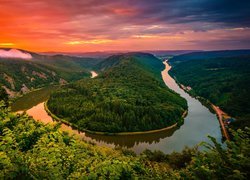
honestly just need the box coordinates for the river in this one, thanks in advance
[11,66,222,154]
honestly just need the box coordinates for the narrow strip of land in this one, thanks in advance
[212,105,230,140]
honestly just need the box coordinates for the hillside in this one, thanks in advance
[169,49,250,62]
[47,53,187,133]
[169,54,250,129]
[0,49,102,97]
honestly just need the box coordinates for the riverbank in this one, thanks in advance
[212,105,230,140]
[12,62,222,154]
[45,100,187,136]
[10,86,47,102]
[174,78,231,141]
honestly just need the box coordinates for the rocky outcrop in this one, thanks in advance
[20,84,30,94]
[32,71,47,79]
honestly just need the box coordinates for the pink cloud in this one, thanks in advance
[0,49,32,59]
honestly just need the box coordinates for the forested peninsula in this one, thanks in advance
[47,53,187,133]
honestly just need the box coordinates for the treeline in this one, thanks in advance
[0,100,249,179]
[169,55,250,129]
[48,53,187,133]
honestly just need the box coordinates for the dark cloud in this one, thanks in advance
[1,0,250,50]
[8,0,248,27]
[2,0,249,30]
[49,0,250,38]
[61,0,249,26]
[117,0,250,28]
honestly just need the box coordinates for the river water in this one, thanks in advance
[11,64,222,154]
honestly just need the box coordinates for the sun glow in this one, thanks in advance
[0,43,15,46]
[65,39,113,45]
[0,1,249,52]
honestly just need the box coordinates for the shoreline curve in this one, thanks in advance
[45,100,187,136]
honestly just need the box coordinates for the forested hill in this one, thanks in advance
[169,54,250,129]
[96,52,165,80]
[47,53,187,133]
[170,49,250,62]
[0,48,103,97]
[96,52,164,70]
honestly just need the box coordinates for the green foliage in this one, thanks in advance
[0,102,171,179]
[0,102,249,179]
[0,86,8,103]
[169,56,250,129]
[142,147,197,169]
[48,53,187,132]
[179,128,250,179]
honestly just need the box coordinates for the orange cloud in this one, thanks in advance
[0,0,249,52]
[65,39,113,45]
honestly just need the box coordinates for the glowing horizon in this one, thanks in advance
[1,0,250,52]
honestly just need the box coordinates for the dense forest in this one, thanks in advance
[0,48,103,96]
[47,53,187,133]
[0,97,249,179]
[169,55,250,129]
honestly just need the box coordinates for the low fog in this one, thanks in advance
[0,49,32,59]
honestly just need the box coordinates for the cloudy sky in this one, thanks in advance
[0,0,250,52]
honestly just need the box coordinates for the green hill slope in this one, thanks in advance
[0,49,103,97]
[170,50,250,62]
[169,55,250,129]
[47,53,187,133]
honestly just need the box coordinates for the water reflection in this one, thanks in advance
[85,126,178,148]
[11,86,57,112]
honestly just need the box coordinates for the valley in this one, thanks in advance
[1,1,249,178]
[46,53,187,133]
[11,56,221,154]
[1,48,249,179]
[5,49,250,148]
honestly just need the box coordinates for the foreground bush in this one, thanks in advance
[0,101,249,179]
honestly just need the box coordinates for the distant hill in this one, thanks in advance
[42,50,201,58]
[145,50,202,57]
[0,48,103,97]
[41,51,119,59]
[170,49,250,62]
[96,52,163,69]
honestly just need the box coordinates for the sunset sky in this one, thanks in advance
[0,0,250,52]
